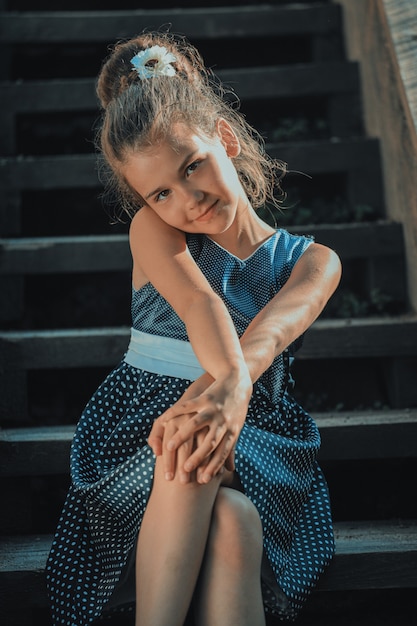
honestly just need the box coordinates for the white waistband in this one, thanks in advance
[124,328,205,381]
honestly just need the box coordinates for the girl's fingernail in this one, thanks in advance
[165,472,173,480]
[167,441,175,451]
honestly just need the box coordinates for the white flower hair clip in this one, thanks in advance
[130,45,177,79]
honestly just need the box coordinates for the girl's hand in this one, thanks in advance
[147,372,214,458]
[154,371,252,483]
[161,412,197,484]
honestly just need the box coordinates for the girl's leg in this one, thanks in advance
[135,457,223,626]
[194,487,266,626]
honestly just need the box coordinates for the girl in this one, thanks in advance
[46,32,341,626]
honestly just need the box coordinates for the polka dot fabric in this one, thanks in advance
[46,229,335,625]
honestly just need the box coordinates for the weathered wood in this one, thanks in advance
[0,78,99,113]
[0,62,359,116]
[301,221,404,259]
[321,520,417,590]
[0,154,98,190]
[316,409,417,461]
[0,410,415,476]
[383,0,417,133]
[0,520,415,606]
[0,326,130,369]
[300,316,417,360]
[1,317,416,370]
[333,0,417,310]
[0,234,131,274]
[269,138,382,177]
[0,425,75,476]
[0,222,404,275]
[0,139,382,190]
[0,5,341,43]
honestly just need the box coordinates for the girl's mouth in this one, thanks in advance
[195,201,218,223]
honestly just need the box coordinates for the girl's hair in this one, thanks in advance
[96,31,286,221]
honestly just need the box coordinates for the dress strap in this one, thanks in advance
[124,328,204,381]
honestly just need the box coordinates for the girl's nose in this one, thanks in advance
[183,186,204,209]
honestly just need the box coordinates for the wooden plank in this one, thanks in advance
[0,315,417,370]
[0,410,415,477]
[0,234,131,274]
[0,62,359,114]
[0,78,99,113]
[0,222,404,275]
[0,139,382,190]
[0,154,98,190]
[0,520,415,602]
[315,409,417,461]
[0,425,75,476]
[297,221,404,259]
[269,138,382,175]
[0,5,341,43]
[0,316,417,370]
[0,326,130,369]
[322,520,417,590]
[300,316,417,360]
[384,0,417,132]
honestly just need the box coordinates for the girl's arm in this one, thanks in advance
[130,207,252,476]
[156,242,341,477]
[130,206,249,382]
[239,242,341,382]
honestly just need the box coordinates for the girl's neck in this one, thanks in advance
[208,203,275,261]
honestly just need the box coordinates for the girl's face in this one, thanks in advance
[120,120,248,235]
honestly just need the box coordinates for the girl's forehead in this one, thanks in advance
[152,122,217,153]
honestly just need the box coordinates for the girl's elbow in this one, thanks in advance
[327,248,342,294]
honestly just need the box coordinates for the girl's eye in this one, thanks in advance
[186,160,201,176]
[156,189,170,202]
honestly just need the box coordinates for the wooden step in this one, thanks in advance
[0,138,382,189]
[0,520,415,612]
[322,520,417,591]
[0,409,415,477]
[0,316,416,371]
[0,222,404,275]
[0,62,359,114]
[0,5,341,43]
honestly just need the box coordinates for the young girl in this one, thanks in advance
[46,32,341,626]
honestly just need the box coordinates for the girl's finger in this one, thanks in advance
[160,395,217,425]
[159,402,190,424]
[182,424,228,473]
[198,435,235,483]
[159,397,204,424]
[176,437,196,484]
[161,419,181,480]
[165,412,213,451]
[147,419,165,456]
[162,418,195,482]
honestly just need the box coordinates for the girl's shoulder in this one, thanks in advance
[272,228,314,264]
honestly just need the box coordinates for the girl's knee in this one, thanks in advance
[209,488,263,565]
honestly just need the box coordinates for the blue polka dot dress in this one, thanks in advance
[46,229,335,625]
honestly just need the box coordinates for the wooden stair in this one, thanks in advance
[0,1,416,625]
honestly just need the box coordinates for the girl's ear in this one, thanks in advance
[216,118,241,158]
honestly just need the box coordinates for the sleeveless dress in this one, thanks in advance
[46,229,335,625]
